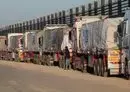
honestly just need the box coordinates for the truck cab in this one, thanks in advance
[118,9,130,79]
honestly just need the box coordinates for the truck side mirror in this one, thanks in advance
[114,32,119,43]
[69,31,72,41]
[125,46,129,49]
[5,40,8,46]
[114,32,119,38]
[38,38,41,47]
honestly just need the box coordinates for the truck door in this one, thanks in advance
[121,19,130,77]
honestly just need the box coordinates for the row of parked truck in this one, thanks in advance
[0,9,130,79]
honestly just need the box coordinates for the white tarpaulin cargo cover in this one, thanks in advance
[8,33,23,51]
[23,31,37,51]
[0,36,7,51]
[74,16,102,52]
[78,17,123,51]
[43,28,64,51]
[37,24,70,52]
[79,21,104,51]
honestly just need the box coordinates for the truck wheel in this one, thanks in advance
[61,58,65,68]
[125,66,130,80]
[80,62,86,73]
[103,70,109,77]
[101,62,104,76]
[98,58,102,76]
[93,60,98,75]
[42,56,45,65]
[102,66,109,77]
[41,59,45,65]
[126,74,130,80]
[45,56,48,66]
[97,60,100,76]
[47,58,50,66]
[59,61,62,68]
[73,63,77,70]
[38,60,42,65]
[82,66,87,73]
[61,62,63,68]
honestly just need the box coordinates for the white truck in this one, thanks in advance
[0,36,7,60]
[117,9,130,79]
[20,31,38,51]
[8,33,23,51]
[18,31,38,62]
[36,24,71,66]
[0,36,7,51]
[7,33,23,60]
[71,16,124,76]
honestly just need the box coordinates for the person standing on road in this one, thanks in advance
[64,46,71,70]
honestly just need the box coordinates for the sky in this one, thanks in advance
[0,0,93,27]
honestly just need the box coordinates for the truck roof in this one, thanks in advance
[74,16,102,31]
[75,15,107,22]
[44,24,68,30]
[8,33,23,42]
[104,17,123,26]
[24,30,38,33]
[24,31,36,35]
[8,33,23,37]
[83,17,123,27]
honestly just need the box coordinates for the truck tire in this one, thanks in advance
[47,56,51,66]
[59,60,63,68]
[127,66,130,80]
[98,58,102,76]
[97,59,101,76]
[102,65,109,77]
[81,63,87,73]
[45,55,48,66]
[100,58,109,77]
[101,61,104,76]
[38,60,42,65]
[93,60,98,75]
[42,55,45,65]
[126,74,130,80]
[72,57,76,70]
[99,59,108,77]
[41,58,45,65]
[73,63,77,70]
[125,65,130,80]
[82,66,87,73]
[59,61,62,68]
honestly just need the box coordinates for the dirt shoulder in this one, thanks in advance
[0,60,130,89]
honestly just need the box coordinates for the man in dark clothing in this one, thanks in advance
[64,46,71,70]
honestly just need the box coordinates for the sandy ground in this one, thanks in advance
[0,60,130,92]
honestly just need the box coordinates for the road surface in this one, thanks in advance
[0,60,130,92]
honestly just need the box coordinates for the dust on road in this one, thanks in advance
[0,60,130,92]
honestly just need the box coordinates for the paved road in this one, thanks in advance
[0,60,130,92]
